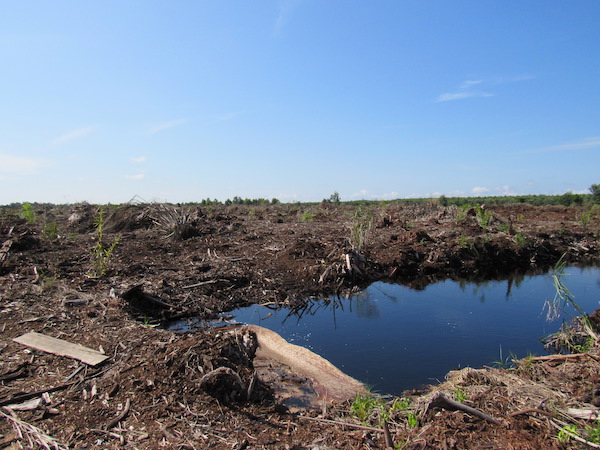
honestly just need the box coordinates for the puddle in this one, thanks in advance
[230,266,600,396]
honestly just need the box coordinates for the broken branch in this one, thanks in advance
[106,398,131,429]
[428,392,500,425]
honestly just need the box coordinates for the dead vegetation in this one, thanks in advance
[0,201,599,448]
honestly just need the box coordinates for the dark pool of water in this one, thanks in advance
[232,266,600,396]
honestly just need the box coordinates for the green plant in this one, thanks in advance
[590,184,600,204]
[587,420,600,444]
[90,207,120,277]
[21,202,37,223]
[300,210,316,222]
[350,207,373,250]
[456,205,470,222]
[579,205,599,227]
[558,424,578,443]
[513,233,526,248]
[453,388,467,403]
[476,205,492,228]
[547,255,594,330]
[406,412,418,429]
[498,223,510,233]
[572,337,595,353]
[491,345,517,369]
[141,316,158,327]
[43,221,59,240]
[351,393,379,424]
[515,353,537,372]
[390,397,411,412]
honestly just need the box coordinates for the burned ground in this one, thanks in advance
[0,202,599,448]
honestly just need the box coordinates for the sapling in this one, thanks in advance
[90,207,120,277]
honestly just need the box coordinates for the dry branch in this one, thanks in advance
[427,392,500,425]
[1,408,68,450]
[106,398,131,429]
[298,415,385,433]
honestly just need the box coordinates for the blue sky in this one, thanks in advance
[1,1,599,204]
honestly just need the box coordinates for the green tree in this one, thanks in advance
[590,184,600,204]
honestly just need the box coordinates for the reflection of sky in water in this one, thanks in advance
[233,267,600,396]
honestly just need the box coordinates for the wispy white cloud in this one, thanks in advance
[459,79,483,89]
[130,156,147,164]
[523,137,600,154]
[437,74,535,102]
[149,119,186,135]
[379,191,399,200]
[471,186,490,195]
[495,185,516,195]
[123,173,144,180]
[350,189,369,199]
[436,91,494,102]
[0,153,51,176]
[214,111,244,122]
[53,126,93,145]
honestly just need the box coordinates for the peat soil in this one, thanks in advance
[1,201,599,449]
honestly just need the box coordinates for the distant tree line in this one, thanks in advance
[2,184,599,208]
[196,197,280,206]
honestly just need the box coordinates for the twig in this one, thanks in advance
[106,398,131,429]
[1,408,68,450]
[182,279,227,289]
[0,381,77,407]
[0,363,29,381]
[518,353,588,363]
[247,371,257,400]
[509,408,562,420]
[298,415,385,433]
[428,392,500,425]
[90,428,125,439]
[383,420,394,449]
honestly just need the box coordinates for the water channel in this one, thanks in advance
[232,266,600,396]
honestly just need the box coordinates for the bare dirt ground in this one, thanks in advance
[1,201,599,449]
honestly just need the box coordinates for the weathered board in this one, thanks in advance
[13,332,108,366]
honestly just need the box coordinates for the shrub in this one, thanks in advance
[590,184,600,204]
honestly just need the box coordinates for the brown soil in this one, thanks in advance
[1,201,599,449]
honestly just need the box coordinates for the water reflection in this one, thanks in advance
[233,267,600,395]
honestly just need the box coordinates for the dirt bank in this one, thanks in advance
[1,202,599,448]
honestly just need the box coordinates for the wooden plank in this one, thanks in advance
[13,332,108,366]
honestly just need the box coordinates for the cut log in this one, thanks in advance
[244,325,364,403]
